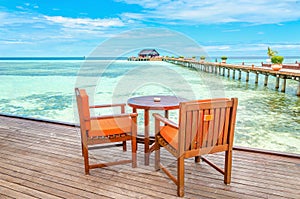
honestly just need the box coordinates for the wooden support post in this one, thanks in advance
[232,70,235,79]
[227,69,230,77]
[281,77,286,93]
[297,81,300,96]
[238,70,242,80]
[223,68,225,76]
[275,76,280,90]
[255,73,259,84]
[219,66,221,75]
[264,75,268,86]
[246,72,249,82]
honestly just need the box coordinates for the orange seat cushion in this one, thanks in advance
[89,117,132,137]
[160,125,179,149]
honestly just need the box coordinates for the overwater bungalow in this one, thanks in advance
[128,49,162,61]
[138,49,160,58]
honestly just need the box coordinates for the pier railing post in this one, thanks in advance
[281,77,287,93]
[255,73,259,84]
[238,70,242,80]
[297,81,300,96]
[264,75,269,86]
[275,76,280,90]
[246,71,249,82]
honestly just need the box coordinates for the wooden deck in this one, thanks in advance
[0,115,299,198]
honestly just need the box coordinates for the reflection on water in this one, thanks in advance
[0,60,299,154]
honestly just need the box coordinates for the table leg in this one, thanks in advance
[132,108,138,151]
[144,109,150,165]
[164,110,169,126]
[164,110,168,118]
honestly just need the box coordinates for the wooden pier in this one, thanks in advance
[261,63,300,70]
[165,58,300,96]
[128,57,163,61]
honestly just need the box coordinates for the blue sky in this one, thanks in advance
[1,0,300,57]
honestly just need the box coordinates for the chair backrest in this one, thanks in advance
[177,98,238,156]
[75,88,91,131]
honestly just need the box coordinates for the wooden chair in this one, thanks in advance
[75,88,137,174]
[153,98,238,197]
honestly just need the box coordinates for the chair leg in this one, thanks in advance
[81,142,84,156]
[224,149,232,184]
[131,137,137,168]
[123,141,127,151]
[195,156,201,163]
[177,156,185,197]
[155,144,161,171]
[82,144,90,175]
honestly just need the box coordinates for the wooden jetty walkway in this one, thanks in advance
[165,58,300,96]
[128,57,163,61]
[0,115,300,198]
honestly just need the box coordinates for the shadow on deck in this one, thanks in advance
[0,116,299,198]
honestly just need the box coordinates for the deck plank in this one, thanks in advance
[0,116,299,198]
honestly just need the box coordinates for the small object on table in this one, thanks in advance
[153,97,161,102]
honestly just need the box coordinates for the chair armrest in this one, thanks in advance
[89,113,137,120]
[89,103,126,109]
[152,113,178,129]
[90,103,126,114]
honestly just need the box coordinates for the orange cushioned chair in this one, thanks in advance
[75,88,137,174]
[153,98,238,197]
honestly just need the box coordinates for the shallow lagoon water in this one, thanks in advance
[0,60,299,154]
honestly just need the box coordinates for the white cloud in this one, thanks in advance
[117,0,300,24]
[44,16,124,28]
[0,10,126,40]
[0,10,128,56]
[0,39,32,45]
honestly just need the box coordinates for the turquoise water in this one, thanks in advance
[0,59,299,154]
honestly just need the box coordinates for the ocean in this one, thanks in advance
[0,57,299,154]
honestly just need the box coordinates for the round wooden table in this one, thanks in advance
[127,95,187,165]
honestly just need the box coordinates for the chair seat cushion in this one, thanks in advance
[89,117,132,137]
[160,125,178,149]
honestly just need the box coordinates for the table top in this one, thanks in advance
[127,95,187,110]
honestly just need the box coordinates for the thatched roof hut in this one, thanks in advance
[138,49,160,57]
